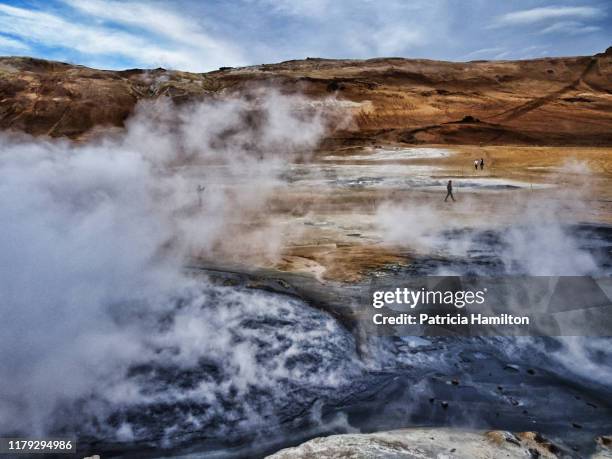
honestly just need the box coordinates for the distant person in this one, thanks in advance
[474,159,479,171]
[445,180,455,202]
[197,184,206,207]
[480,158,485,170]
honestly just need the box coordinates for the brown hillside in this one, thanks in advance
[0,48,611,145]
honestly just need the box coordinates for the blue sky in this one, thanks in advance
[0,0,609,71]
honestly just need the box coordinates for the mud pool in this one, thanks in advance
[63,221,612,459]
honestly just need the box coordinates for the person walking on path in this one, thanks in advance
[445,180,455,202]
[197,184,206,207]
[480,158,485,170]
[474,159,479,171]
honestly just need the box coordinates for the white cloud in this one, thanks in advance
[370,26,426,56]
[261,0,333,19]
[62,0,242,59]
[462,47,506,60]
[0,2,244,71]
[0,0,606,70]
[539,20,601,35]
[495,5,602,26]
[254,0,448,60]
[494,50,512,60]
[0,33,30,52]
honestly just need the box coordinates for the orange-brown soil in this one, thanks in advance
[1,48,611,145]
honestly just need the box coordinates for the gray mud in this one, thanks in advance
[72,224,612,459]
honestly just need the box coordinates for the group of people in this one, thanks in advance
[445,157,486,202]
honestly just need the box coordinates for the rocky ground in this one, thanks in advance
[268,429,612,459]
[190,144,612,282]
[267,429,612,459]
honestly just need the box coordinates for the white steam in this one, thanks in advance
[0,90,359,441]
[376,160,601,276]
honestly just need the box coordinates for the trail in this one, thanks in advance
[489,58,599,123]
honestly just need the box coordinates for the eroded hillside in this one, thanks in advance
[1,48,611,145]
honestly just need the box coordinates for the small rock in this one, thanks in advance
[504,434,521,446]
[598,436,612,448]
[528,448,541,458]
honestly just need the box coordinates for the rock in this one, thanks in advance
[598,436,612,448]
[593,435,612,459]
[459,115,480,123]
[266,428,568,459]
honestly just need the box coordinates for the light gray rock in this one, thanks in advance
[594,436,612,459]
[266,428,567,459]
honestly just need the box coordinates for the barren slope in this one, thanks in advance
[1,47,611,145]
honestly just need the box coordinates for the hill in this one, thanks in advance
[1,48,611,145]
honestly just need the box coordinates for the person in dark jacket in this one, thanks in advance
[445,180,455,202]
[197,184,205,207]
[480,158,485,170]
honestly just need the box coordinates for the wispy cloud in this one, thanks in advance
[62,0,241,59]
[495,5,602,26]
[0,1,244,71]
[255,0,447,58]
[0,33,29,52]
[539,20,601,35]
[0,0,608,70]
[462,47,506,60]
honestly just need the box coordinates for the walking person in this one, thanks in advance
[480,158,485,170]
[445,180,455,202]
[474,159,479,171]
[197,184,206,207]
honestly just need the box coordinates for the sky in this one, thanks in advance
[0,0,609,72]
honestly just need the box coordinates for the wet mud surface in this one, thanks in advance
[75,222,612,459]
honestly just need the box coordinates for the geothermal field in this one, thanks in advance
[1,51,612,458]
